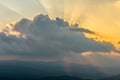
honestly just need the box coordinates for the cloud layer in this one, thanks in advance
[0,14,118,58]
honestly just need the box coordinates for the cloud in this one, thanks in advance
[69,27,95,34]
[40,0,120,46]
[0,14,118,59]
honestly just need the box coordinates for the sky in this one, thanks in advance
[1,0,120,79]
[1,0,120,47]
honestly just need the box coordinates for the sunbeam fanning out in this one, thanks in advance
[1,0,120,80]
[0,4,22,28]
[39,0,65,19]
[39,0,84,24]
[38,0,120,50]
[0,0,47,18]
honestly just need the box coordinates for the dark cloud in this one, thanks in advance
[0,14,118,58]
[69,27,95,34]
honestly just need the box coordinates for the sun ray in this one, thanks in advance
[39,0,65,19]
[36,0,120,50]
[62,58,72,75]
[33,0,48,14]
[0,3,23,28]
[0,0,47,18]
[0,3,24,17]
[38,0,50,15]
[0,4,23,16]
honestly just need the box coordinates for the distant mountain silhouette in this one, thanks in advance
[100,74,120,80]
[0,60,106,79]
[40,75,92,80]
[0,75,92,80]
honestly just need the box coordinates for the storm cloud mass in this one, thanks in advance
[0,14,118,58]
